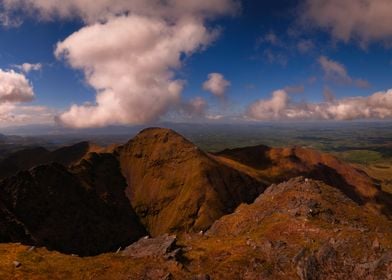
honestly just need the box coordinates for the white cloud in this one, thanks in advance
[247,88,392,121]
[301,0,392,47]
[318,56,370,88]
[318,56,351,83]
[0,69,53,126]
[180,96,208,117]
[247,90,289,120]
[0,104,56,126]
[203,73,231,97]
[0,12,22,27]
[2,0,239,128]
[206,114,224,120]
[354,79,371,89]
[55,15,216,128]
[13,63,42,73]
[1,0,239,24]
[0,69,34,103]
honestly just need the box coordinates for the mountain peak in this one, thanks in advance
[130,127,195,147]
[118,127,263,236]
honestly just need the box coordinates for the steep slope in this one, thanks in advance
[0,153,146,256]
[185,177,392,279]
[0,178,390,279]
[117,128,264,236]
[215,145,392,217]
[0,142,94,180]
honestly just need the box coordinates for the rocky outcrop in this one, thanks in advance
[199,177,392,279]
[122,234,179,259]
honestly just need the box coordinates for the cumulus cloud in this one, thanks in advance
[1,0,238,128]
[13,63,42,73]
[180,97,208,118]
[1,0,239,24]
[247,88,392,121]
[203,73,231,98]
[318,56,370,88]
[247,90,289,120]
[0,104,55,126]
[301,0,392,46]
[0,69,51,126]
[0,69,34,103]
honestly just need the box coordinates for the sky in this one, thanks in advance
[0,0,391,129]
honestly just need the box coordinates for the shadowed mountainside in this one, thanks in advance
[0,153,146,256]
[214,145,392,217]
[0,142,92,180]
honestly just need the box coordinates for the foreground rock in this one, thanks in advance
[122,234,179,259]
[196,177,392,279]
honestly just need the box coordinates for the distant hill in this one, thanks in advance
[215,145,392,217]
[0,141,118,180]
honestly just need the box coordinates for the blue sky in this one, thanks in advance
[0,0,391,128]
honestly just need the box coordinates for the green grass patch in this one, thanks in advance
[338,150,383,164]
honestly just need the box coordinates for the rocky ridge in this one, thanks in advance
[0,127,391,279]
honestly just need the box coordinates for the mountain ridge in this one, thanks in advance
[0,127,390,262]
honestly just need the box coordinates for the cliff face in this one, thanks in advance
[118,128,264,236]
[0,154,146,256]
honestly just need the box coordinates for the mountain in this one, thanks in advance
[0,126,390,267]
[0,142,93,180]
[196,177,392,279]
[214,145,392,217]
[117,128,264,236]
[0,153,146,256]
[0,177,391,279]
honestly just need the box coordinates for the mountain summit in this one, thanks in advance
[117,128,264,236]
